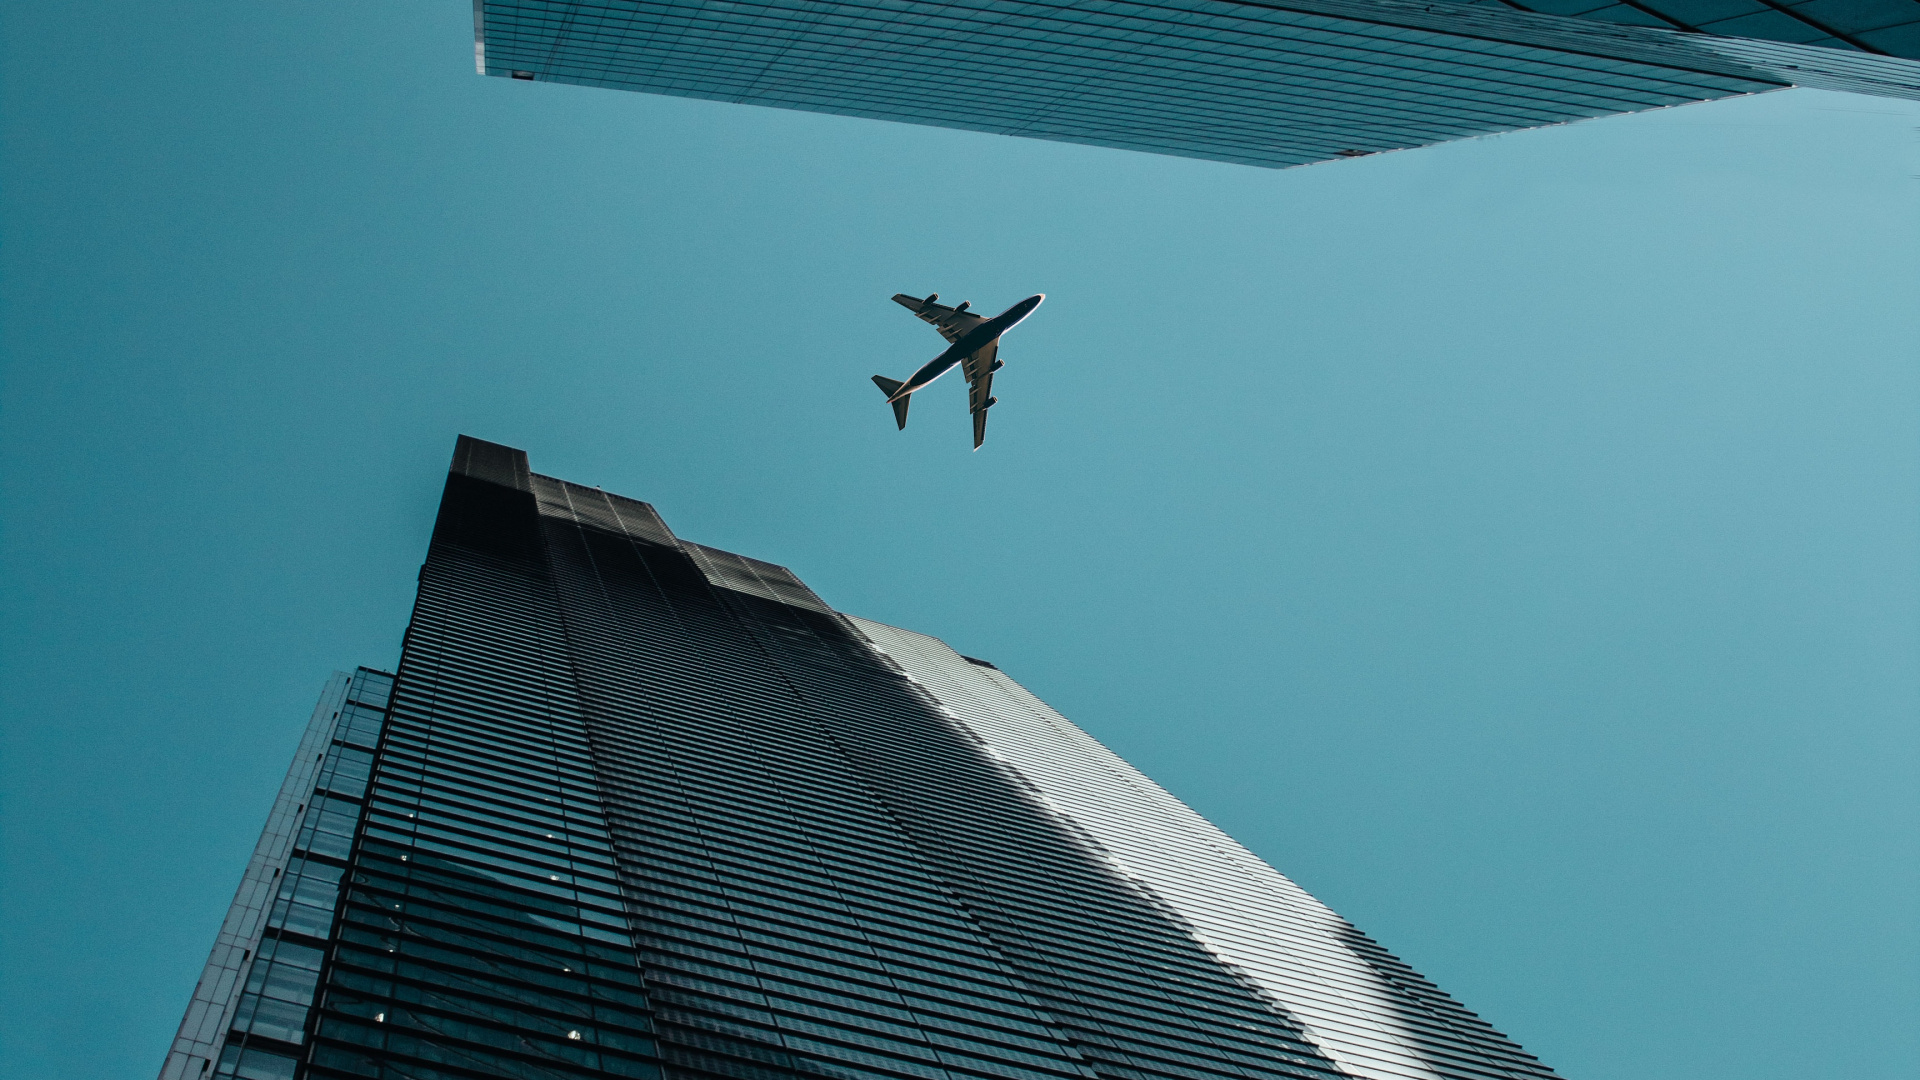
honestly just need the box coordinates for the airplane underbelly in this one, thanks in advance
[908,353,962,390]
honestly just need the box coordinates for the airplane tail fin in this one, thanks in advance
[871,376,910,430]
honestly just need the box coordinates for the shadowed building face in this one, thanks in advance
[161,436,1565,1080]
[473,0,1920,168]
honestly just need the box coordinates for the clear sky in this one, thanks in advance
[2,1,1917,1078]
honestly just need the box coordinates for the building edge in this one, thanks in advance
[159,672,391,1080]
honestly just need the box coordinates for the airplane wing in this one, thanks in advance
[962,339,999,449]
[893,292,985,345]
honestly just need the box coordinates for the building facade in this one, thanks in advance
[163,436,1558,1080]
[473,0,1920,168]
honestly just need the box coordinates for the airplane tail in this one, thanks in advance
[871,376,910,430]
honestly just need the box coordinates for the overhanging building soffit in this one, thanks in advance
[473,0,1920,168]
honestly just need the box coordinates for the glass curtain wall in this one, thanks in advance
[165,436,1561,1080]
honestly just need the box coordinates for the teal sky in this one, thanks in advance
[3,1,1917,1078]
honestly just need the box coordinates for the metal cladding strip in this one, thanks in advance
[473,0,487,73]
[158,672,352,1080]
[848,619,1554,1080]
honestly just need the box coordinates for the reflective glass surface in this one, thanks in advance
[1472,0,1920,56]
[474,0,1920,167]
[169,437,1567,1080]
[305,488,656,1080]
[529,468,1351,1080]
[205,669,397,1080]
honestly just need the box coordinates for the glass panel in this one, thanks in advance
[274,900,335,938]
[233,1048,298,1080]
[243,994,311,1043]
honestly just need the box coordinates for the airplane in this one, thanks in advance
[872,291,1045,449]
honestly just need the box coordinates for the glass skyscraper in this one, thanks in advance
[162,436,1559,1080]
[472,0,1920,168]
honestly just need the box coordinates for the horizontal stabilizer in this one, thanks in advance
[871,375,910,430]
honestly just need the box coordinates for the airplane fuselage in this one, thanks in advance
[892,293,1044,399]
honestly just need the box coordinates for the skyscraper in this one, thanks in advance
[163,436,1558,1080]
[473,0,1920,168]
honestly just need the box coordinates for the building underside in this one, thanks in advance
[473,0,1920,167]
